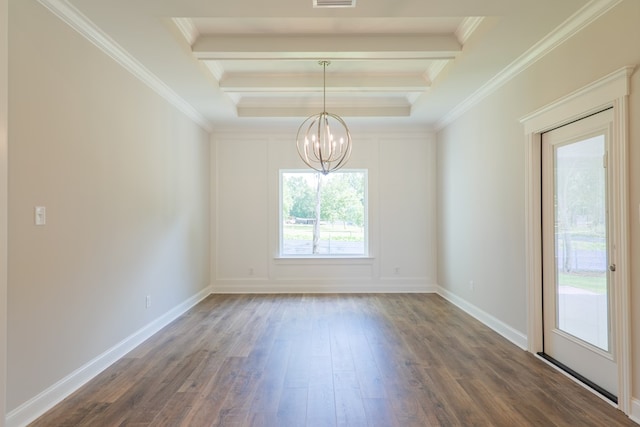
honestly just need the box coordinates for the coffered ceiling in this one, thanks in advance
[38,0,619,131]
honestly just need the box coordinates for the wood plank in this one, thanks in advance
[276,387,308,427]
[334,387,367,427]
[306,383,336,427]
[28,294,638,427]
[362,398,396,427]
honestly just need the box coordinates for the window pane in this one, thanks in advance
[554,135,609,351]
[281,170,367,256]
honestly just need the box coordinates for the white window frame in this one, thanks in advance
[279,169,369,258]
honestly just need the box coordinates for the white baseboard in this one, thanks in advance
[631,398,640,424]
[212,278,438,294]
[6,286,212,427]
[437,286,528,350]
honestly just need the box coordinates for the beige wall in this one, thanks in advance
[437,0,639,408]
[5,0,638,423]
[212,129,437,293]
[1,0,8,423]
[7,0,210,414]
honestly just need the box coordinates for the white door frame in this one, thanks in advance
[1,0,9,424]
[520,66,634,414]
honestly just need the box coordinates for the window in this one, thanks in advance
[280,170,368,256]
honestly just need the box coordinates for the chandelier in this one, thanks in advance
[296,60,352,175]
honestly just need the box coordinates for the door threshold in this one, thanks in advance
[537,352,617,404]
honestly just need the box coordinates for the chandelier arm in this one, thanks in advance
[297,116,321,172]
[306,120,315,164]
[304,119,316,165]
[295,119,310,166]
[323,115,334,161]
[314,116,323,162]
[326,113,352,169]
[325,114,340,162]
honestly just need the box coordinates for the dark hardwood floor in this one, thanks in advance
[30,294,635,426]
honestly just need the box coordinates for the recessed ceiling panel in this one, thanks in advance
[51,0,601,127]
[189,17,465,35]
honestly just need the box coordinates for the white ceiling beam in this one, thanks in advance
[236,95,412,117]
[192,34,461,60]
[237,105,411,117]
[218,73,430,93]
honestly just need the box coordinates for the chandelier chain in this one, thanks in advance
[320,60,329,113]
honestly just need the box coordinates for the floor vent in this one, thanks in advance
[313,0,356,8]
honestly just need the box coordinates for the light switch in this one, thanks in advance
[34,206,46,225]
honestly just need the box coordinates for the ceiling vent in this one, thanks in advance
[313,0,356,8]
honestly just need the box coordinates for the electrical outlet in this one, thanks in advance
[394,267,400,275]
[249,267,254,276]
[145,295,151,309]
[469,280,475,291]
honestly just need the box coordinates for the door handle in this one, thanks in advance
[609,264,616,272]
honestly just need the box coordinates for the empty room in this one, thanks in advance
[0,0,639,426]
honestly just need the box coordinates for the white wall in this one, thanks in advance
[0,0,8,423]
[7,0,210,417]
[437,90,527,332]
[212,129,437,293]
[437,0,639,411]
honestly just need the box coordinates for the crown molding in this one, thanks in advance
[520,65,635,132]
[424,59,449,85]
[436,0,623,130]
[37,0,213,132]
[172,17,200,47]
[204,61,225,82]
[455,16,484,45]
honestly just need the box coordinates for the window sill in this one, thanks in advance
[273,256,374,265]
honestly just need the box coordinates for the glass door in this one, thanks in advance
[541,109,617,399]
